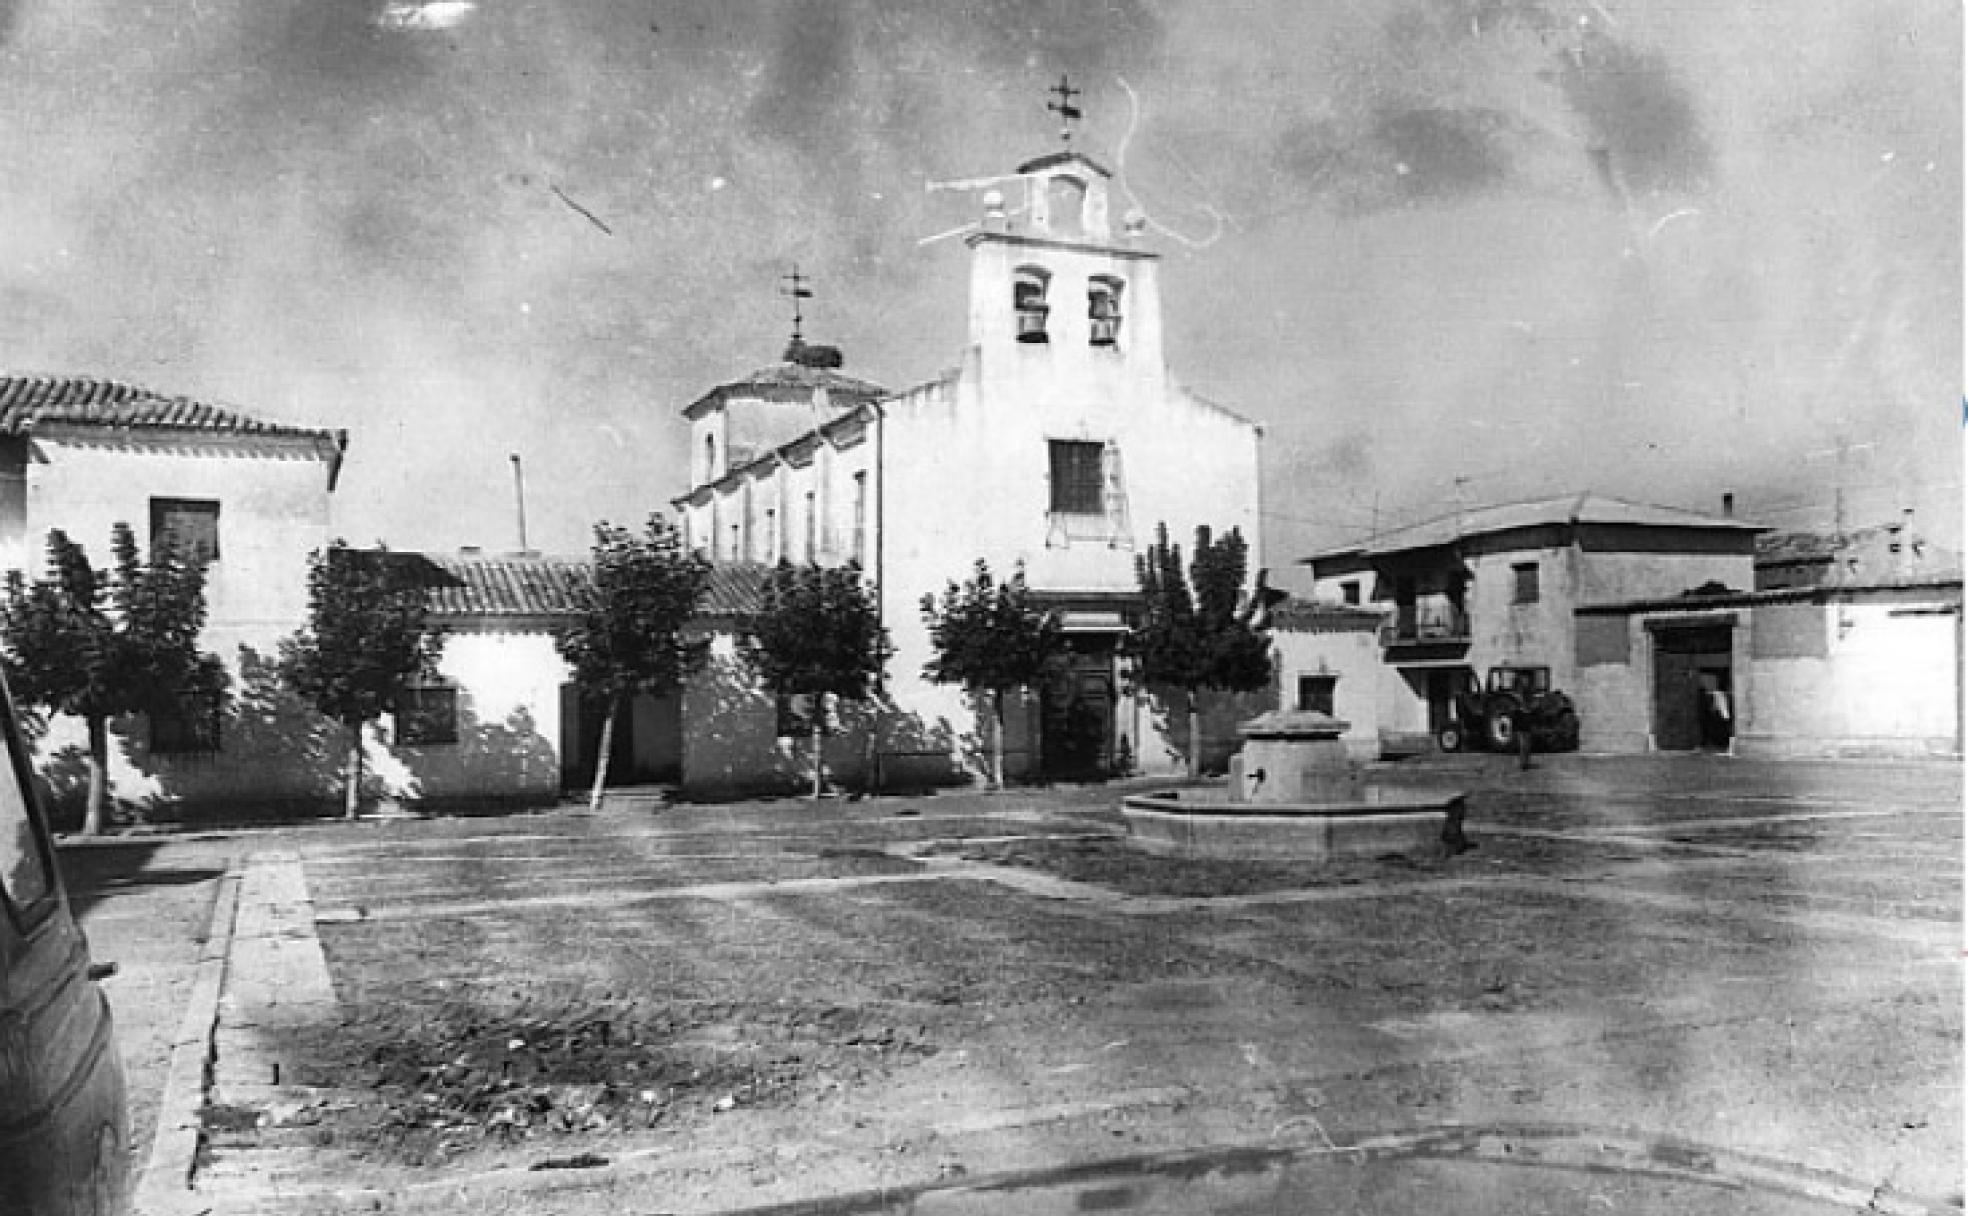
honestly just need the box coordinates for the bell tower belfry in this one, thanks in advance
[962,78,1166,385]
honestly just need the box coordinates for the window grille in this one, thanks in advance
[151,498,220,564]
[1046,439,1132,549]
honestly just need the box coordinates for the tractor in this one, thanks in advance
[1439,665,1580,754]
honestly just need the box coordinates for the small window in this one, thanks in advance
[703,434,717,483]
[0,735,52,914]
[1341,580,1361,606]
[397,685,459,746]
[1048,440,1105,516]
[1512,561,1541,604]
[1297,675,1337,716]
[1014,267,1051,344]
[151,498,220,564]
[151,690,223,756]
[1088,276,1124,347]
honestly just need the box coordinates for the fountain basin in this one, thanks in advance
[1120,787,1467,862]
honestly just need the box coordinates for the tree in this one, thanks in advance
[554,516,710,810]
[0,526,225,835]
[1125,523,1275,779]
[920,560,1063,790]
[278,543,446,819]
[740,562,890,799]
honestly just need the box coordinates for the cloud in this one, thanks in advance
[1553,31,1712,199]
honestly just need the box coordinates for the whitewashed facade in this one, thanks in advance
[0,377,346,813]
[674,140,1264,794]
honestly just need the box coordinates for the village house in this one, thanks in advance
[0,375,346,811]
[671,112,1264,796]
[1305,492,1765,755]
[1570,513,1961,759]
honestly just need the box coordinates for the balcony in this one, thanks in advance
[1380,604,1471,652]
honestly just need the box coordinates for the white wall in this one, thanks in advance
[378,631,568,803]
[1739,600,1960,758]
[1271,625,1381,761]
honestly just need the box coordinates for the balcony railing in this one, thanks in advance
[1380,605,1471,648]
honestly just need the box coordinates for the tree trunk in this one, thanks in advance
[588,698,617,812]
[989,689,1005,791]
[344,721,364,820]
[80,714,109,837]
[1186,689,1202,781]
[810,715,825,800]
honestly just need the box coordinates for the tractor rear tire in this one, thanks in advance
[1486,713,1517,751]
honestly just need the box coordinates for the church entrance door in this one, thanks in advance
[1039,637,1117,781]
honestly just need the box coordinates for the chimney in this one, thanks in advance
[1720,492,1734,518]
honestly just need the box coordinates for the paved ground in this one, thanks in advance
[73,753,1966,1214]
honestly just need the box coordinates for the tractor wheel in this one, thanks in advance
[1487,713,1517,751]
[1551,710,1580,751]
[1436,723,1464,753]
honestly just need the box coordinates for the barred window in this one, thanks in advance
[1048,440,1105,516]
[151,498,220,564]
[396,685,459,746]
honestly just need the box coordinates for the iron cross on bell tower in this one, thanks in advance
[1047,74,1082,145]
[779,264,814,348]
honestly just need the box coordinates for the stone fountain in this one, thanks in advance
[1120,709,1466,861]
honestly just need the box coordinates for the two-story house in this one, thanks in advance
[672,119,1263,795]
[1306,493,1763,754]
[0,376,346,811]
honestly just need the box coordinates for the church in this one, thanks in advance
[671,89,1264,794]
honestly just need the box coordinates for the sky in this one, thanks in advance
[0,0,1957,588]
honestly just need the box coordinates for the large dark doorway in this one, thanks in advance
[1651,624,1734,751]
[560,687,682,789]
[1039,637,1117,781]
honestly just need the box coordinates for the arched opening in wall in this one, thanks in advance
[1088,275,1124,347]
[703,434,718,483]
[1013,266,1052,344]
[1047,175,1087,236]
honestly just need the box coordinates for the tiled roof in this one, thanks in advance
[681,359,886,421]
[424,554,593,619]
[406,554,784,625]
[699,562,773,618]
[0,375,345,442]
[1311,492,1765,561]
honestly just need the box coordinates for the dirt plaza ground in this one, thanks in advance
[70,751,1963,1214]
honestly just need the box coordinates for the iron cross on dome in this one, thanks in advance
[1047,75,1082,144]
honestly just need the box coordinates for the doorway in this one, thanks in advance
[1651,624,1734,751]
[559,687,683,789]
[1039,637,1117,781]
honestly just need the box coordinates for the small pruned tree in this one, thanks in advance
[740,562,890,799]
[0,525,225,835]
[279,543,446,819]
[555,516,711,810]
[921,559,1063,790]
[1125,523,1275,780]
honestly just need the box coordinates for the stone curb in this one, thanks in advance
[132,863,242,1216]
